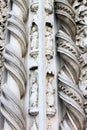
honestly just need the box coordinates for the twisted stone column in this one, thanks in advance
[55,0,85,129]
[1,0,28,130]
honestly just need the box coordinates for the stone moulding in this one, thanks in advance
[1,0,28,130]
[55,0,76,40]
[55,0,85,129]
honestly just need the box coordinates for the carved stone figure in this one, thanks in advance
[29,76,39,116]
[30,23,38,58]
[46,77,56,117]
[45,25,54,60]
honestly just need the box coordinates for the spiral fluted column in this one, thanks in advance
[1,0,28,130]
[55,0,85,130]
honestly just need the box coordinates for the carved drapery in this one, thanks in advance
[55,0,85,130]
[1,0,28,130]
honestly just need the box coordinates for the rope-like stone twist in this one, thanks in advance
[55,0,85,130]
[1,0,28,130]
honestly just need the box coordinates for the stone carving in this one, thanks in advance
[74,1,87,127]
[30,23,38,58]
[45,0,53,14]
[31,0,38,12]
[29,74,39,116]
[45,23,54,60]
[46,76,56,117]
[55,0,85,130]
[1,0,28,130]
[0,1,8,129]
[0,0,7,89]
[74,0,87,24]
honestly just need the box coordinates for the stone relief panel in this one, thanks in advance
[55,0,85,130]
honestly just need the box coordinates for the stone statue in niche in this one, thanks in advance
[45,24,54,60]
[45,0,53,14]
[30,23,38,58]
[31,0,38,12]
[46,76,56,117]
[29,76,39,116]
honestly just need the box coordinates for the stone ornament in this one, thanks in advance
[30,23,38,58]
[45,24,54,61]
[1,0,28,130]
[55,0,85,130]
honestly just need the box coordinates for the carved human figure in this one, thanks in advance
[46,78,55,108]
[46,26,53,50]
[30,24,38,51]
[45,25,53,60]
[30,77,38,108]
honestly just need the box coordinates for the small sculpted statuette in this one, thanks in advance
[29,77,39,116]
[45,25,54,60]
[46,77,56,117]
[30,24,38,58]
